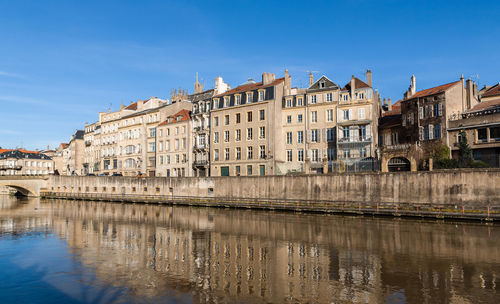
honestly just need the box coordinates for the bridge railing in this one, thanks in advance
[41,191,500,221]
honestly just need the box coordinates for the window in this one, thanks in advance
[359,92,364,99]
[310,95,317,104]
[424,125,429,140]
[224,130,229,142]
[343,149,350,158]
[328,148,335,161]
[224,96,230,107]
[260,145,266,159]
[159,155,164,165]
[287,150,293,162]
[247,146,253,159]
[311,129,318,142]
[176,154,180,163]
[360,147,367,158]
[327,109,333,122]
[183,138,186,149]
[225,115,229,125]
[247,111,253,122]
[247,165,253,176]
[343,94,348,101]
[298,149,304,162]
[235,165,241,175]
[312,149,319,162]
[175,139,179,150]
[358,108,365,119]
[225,148,230,160]
[159,141,163,152]
[311,111,317,123]
[149,128,156,138]
[491,126,500,140]
[259,90,265,101]
[148,142,156,152]
[259,126,265,139]
[434,124,441,139]
[260,109,265,120]
[236,147,241,160]
[287,115,292,124]
[236,113,241,123]
[297,131,304,143]
[214,149,219,161]
[297,97,303,106]
[320,81,325,88]
[247,92,253,103]
[236,129,241,141]
[343,127,350,139]
[326,93,333,102]
[286,132,293,144]
[327,128,335,142]
[165,140,170,151]
[247,128,253,140]
[286,99,292,107]
[477,128,487,142]
[434,104,439,117]
[236,95,241,105]
[159,129,163,137]
[298,114,303,123]
[214,117,219,127]
[343,110,350,120]
[359,125,366,140]
[214,132,219,143]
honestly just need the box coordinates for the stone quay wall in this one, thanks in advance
[45,169,500,207]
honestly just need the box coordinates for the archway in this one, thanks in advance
[4,185,36,197]
[388,157,411,172]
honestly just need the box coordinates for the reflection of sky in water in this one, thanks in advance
[0,233,192,304]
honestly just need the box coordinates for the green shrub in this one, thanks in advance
[469,160,490,168]
[435,158,457,169]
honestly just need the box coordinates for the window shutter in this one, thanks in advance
[418,107,423,119]
[438,103,443,116]
[366,124,371,139]
[348,109,353,120]
[338,110,343,121]
[429,124,434,140]
[419,126,423,141]
[338,127,343,140]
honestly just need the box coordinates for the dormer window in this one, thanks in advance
[359,92,364,99]
[297,97,303,106]
[320,81,325,88]
[247,92,253,103]
[177,116,181,121]
[286,99,292,107]
[213,98,219,109]
[258,90,265,101]
[343,94,348,101]
[235,94,241,105]
[224,96,230,107]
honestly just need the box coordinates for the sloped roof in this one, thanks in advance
[481,83,500,98]
[379,114,402,129]
[469,98,500,112]
[406,81,459,100]
[125,102,137,110]
[382,100,402,117]
[0,149,52,160]
[308,75,340,90]
[342,77,371,91]
[214,78,285,97]
[158,109,191,126]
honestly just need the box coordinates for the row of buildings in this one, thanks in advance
[2,70,499,177]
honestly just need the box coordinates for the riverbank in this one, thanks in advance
[40,169,500,221]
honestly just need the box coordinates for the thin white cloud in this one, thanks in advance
[0,71,24,79]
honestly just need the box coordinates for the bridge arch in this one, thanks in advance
[0,177,47,197]
[2,184,38,196]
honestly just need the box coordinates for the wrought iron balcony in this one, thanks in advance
[193,160,208,166]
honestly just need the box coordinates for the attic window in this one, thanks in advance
[177,116,181,121]
[320,82,325,88]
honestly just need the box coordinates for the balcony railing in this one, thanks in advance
[194,143,206,150]
[0,165,22,170]
[193,160,208,166]
[383,143,412,151]
[338,137,372,143]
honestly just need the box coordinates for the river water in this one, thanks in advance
[0,195,498,304]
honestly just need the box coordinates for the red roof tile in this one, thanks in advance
[470,98,500,112]
[406,81,459,100]
[125,102,138,110]
[158,109,191,126]
[382,100,402,117]
[214,78,285,97]
[481,83,500,98]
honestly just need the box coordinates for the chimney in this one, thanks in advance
[309,72,314,87]
[214,76,229,95]
[262,72,275,85]
[137,99,144,109]
[284,69,291,96]
[366,69,372,87]
[466,78,474,109]
[383,98,387,106]
[410,75,416,96]
[350,75,355,99]
[388,97,392,111]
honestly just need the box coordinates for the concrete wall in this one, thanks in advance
[46,169,500,206]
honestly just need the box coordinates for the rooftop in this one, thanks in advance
[481,83,500,98]
[158,109,191,126]
[342,77,371,91]
[406,80,459,100]
[214,78,285,97]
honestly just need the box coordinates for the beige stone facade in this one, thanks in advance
[155,109,192,177]
[0,149,54,176]
[210,72,286,176]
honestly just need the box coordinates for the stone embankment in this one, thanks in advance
[42,169,500,221]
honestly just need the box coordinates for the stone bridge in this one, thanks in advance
[0,176,48,196]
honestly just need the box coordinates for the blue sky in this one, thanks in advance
[0,0,499,150]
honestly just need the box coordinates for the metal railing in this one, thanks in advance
[41,191,499,221]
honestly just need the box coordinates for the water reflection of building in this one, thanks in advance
[1,197,499,303]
